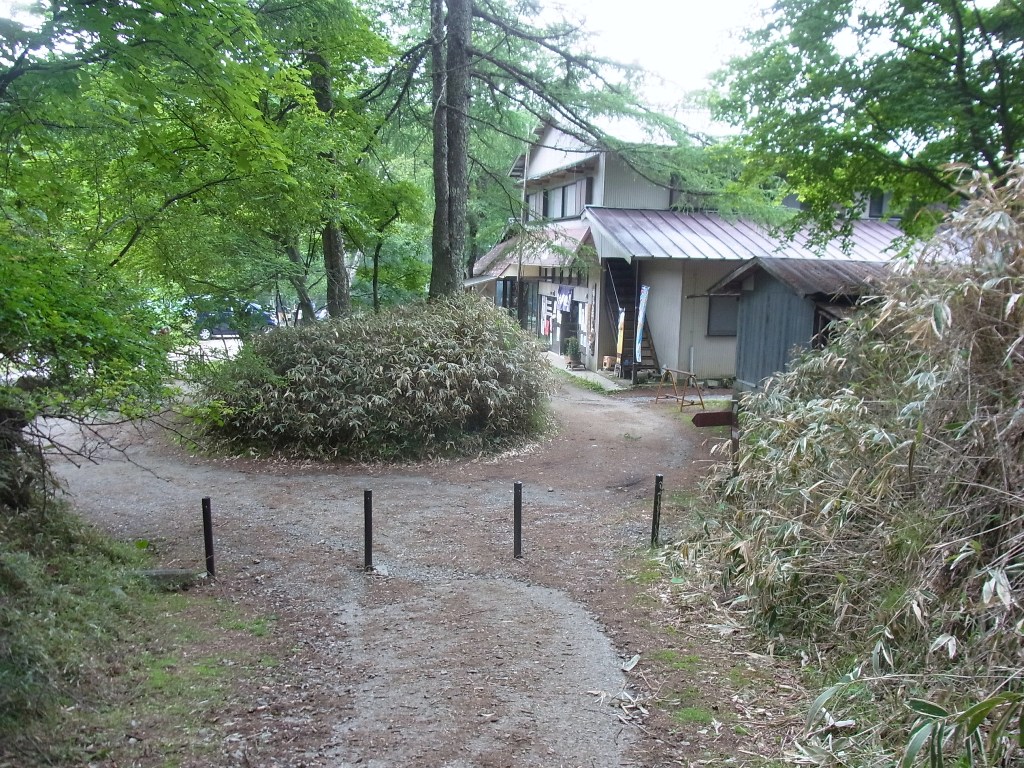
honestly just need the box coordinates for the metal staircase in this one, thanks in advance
[603,258,659,379]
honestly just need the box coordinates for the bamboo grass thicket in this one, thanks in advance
[189,294,552,461]
[688,165,1024,766]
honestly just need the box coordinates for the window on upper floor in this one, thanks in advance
[549,187,564,219]
[525,191,544,222]
[868,191,886,219]
[525,177,593,222]
[563,177,590,217]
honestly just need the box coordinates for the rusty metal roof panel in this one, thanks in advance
[757,257,890,297]
[584,208,902,262]
[709,257,891,298]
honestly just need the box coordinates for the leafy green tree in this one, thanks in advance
[715,0,1024,236]
[370,0,696,296]
[252,0,429,317]
[0,0,289,505]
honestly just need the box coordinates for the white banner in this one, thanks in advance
[635,285,650,364]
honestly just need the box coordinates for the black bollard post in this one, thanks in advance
[202,496,215,579]
[513,481,523,559]
[363,490,373,571]
[650,474,664,548]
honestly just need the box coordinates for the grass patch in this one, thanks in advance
[222,611,276,637]
[661,686,720,728]
[553,368,611,394]
[648,649,701,672]
[727,663,774,690]
[624,548,668,586]
[1,499,285,766]
[627,563,663,585]
[671,706,715,725]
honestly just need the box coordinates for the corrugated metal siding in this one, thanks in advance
[735,273,815,391]
[637,261,738,379]
[602,157,671,209]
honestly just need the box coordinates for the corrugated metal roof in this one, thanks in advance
[757,257,889,297]
[709,257,891,298]
[584,207,903,263]
[474,220,591,278]
[463,274,499,288]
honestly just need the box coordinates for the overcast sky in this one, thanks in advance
[546,0,768,106]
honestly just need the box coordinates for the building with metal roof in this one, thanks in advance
[472,122,905,383]
[706,257,892,391]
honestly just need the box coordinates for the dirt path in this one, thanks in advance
[53,381,747,767]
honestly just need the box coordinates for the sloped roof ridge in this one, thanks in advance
[583,207,902,263]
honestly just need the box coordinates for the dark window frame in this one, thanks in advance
[707,295,739,337]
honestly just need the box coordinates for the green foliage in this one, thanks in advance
[715,0,1024,239]
[189,295,551,460]
[685,165,1024,765]
[0,497,150,733]
[561,335,582,358]
[0,235,176,419]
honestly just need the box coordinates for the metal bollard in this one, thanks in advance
[363,490,373,571]
[650,474,664,548]
[202,496,215,579]
[513,481,523,559]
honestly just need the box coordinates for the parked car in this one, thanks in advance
[196,303,276,340]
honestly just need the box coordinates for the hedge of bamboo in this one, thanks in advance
[190,295,551,461]
[691,167,1024,766]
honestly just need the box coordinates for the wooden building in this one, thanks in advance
[472,121,903,383]
[708,257,891,392]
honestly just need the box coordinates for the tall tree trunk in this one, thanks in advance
[445,0,471,282]
[309,50,350,316]
[371,210,399,313]
[323,220,349,317]
[429,0,471,298]
[428,0,450,299]
[283,239,318,325]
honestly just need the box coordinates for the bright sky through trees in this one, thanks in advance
[547,0,768,104]
[0,0,764,108]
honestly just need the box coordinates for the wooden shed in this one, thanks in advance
[708,257,891,392]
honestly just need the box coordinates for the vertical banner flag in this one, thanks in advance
[616,309,625,360]
[635,285,650,364]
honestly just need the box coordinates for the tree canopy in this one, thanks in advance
[715,0,1024,236]
[0,0,726,462]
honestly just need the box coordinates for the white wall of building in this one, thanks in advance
[602,155,670,209]
[638,260,739,379]
[526,126,599,180]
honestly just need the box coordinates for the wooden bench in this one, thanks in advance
[654,368,705,410]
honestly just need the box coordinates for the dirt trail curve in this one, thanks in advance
[54,382,721,767]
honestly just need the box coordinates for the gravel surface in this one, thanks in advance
[52,381,732,767]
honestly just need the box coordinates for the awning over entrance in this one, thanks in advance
[473,220,592,278]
